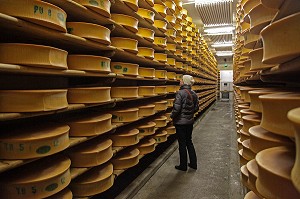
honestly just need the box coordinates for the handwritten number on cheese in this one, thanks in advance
[16,187,26,195]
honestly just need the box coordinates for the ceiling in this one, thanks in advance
[182,0,238,66]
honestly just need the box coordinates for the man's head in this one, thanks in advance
[181,75,195,86]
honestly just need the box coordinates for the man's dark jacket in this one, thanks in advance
[170,84,199,125]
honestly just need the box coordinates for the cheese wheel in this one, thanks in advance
[244,191,260,199]
[68,87,111,103]
[0,0,67,32]
[186,16,192,25]
[239,87,262,102]
[248,125,293,154]
[242,139,256,161]
[111,129,139,147]
[0,123,69,159]
[167,98,174,107]
[138,104,155,117]
[249,48,274,71]
[175,61,183,69]
[175,73,183,81]
[0,90,68,112]
[154,20,167,32]
[240,129,251,142]
[121,0,138,11]
[166,14,176,26]
[241,114,261,133]
[154,116,168,127]
[165,112,171,121]
[139,67,155,78]
[70,163,114,197]
[138,47,155,59]
[260,92,300,137]
[175,24,182,32]
[167,85,177,93]
[256,147,300,199]
[240,109,258,118]
[111,37,138,54]
[0,155,71,199]
[244,30,259,49]
[0,43,68,69]
[246,160,260,195]
[68,55,111,73]
[67,22,111,45]
[137,8,155,24]
[175,36,183,44]
[261,0,283,9]
[154,100,168,111]
[111,62,139,76]
[241,165,250,188]
[73,0,111,17]
[167,58,176,66]
[67,139,113,167]
[138,86,155,96]
[67,114,112,137]
[111,14,138,33]
[152,130,168,143]
[237,138,243,150]
[111,108,139,123]
[165,0,176,14]
[239,149,248,166]
[111,87,139,98]
[167,72,176,80]
[137,138,156,154]
[181,8,187,18]
[166,43,176,52]
[137,122,156,136]
[166,28,176,39]
[153,4,167,17]
[154,53,167,62]
[155,86,167,94]
[154,37,167,47]
[111,148,140,169]
[137,27,155,41]
[155,70,167,79]
[45,188,72,199]
[166,126,176,135]
[243,0,260,15]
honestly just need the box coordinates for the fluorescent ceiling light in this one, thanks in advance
[216,51,233,56]
[212,42,234,47]
[195,0,233,5]
[204,26,234,34]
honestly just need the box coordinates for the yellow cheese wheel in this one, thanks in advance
[244,30,260,49]
[155,86,167,94]
[111,129,139,147]
[111,37,138,54]
[67,139,113,167]
[167,72,176,80]
[67,114,112,137]
[111,148,140,169]
[137,8,155,24]
[0,90,68,112]
[111,62,139,76]
[153,4,167,17]
[111,14,138,33]
[154,116,168,127]
[166,14,176,26]
[181,30,188,38]
[138,47,155,59]
[0,0,67,32]
[70,163,114,197]
[0,155,71,199]
[165,0,176,14]
[68,55,111,73]
[73,0,111,17]
[0,43,68,69]
[154,20,167,32]
[175,36,183,44]
[111,87,139,98]
[167,85,177,93]
[137,27,155,41]
[45,188,72,199]
[246,160,260,195]
[175,24,182,32]
[165,112,171,121]
[166,28,177,39]
[154,100,168,111]
[167,98,174,107]
[237,138,243,150]
[122,0,138,12]
[138,86,155,96]
[138,67,155,78]
[137,122,156,136]
[111,108,139,123]
[155,70,167,79]
[239,149,248,166]
[241,165,250,189]
[167,58,176,66]
[166,43,176,52]
[0,123,69,159]
[175,61,184,69]
[138,104,155,116]
[166,126,176,135]
[181,8,188,18]
[137,138,156,154]
[242,139,256,161]
[248,48,274,71]
[244,191,260,199]
[154,37,167,47]
[152,130,168,143]
[241,114,261,134]
[154,53,167,62]
[67,22,111,45]
[175,73,183,81]
[68,87,111,103]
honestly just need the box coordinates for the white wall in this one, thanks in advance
[220,70,233,92]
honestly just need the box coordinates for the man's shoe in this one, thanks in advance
[175,165,187,171]
[188,163,197,170]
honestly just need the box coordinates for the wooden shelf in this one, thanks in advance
[0,13,114,53]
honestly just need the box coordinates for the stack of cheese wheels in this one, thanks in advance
[73,0,111,17]
[111,87,139,98]
[67,22,111,45]
[138,104,155,117]
[0,123,70,159]
[111,148,140,169]
[111,14,138,33]
[0,0,67,32]
[137,27,155,41]
[70,163,114,197]
[68,55,111,73]
[0,43,68,69]
[151,130,168,143]
[154,100,168,111]
[0,155,71,198]
[137,138,156,155]
[111,37,138,54]
[110,62,139,76]
[68,87,111,103]
[67,138,113,167]
[154,116,168,127]
[139,67,155,78]
[137,122,156,136]
[0,89,68,112]
[111,108,139,123]
[138,86,155,96]
[110,128,139,147]
[67,113,112,136]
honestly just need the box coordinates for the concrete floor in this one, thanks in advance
[132,101,244,199]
